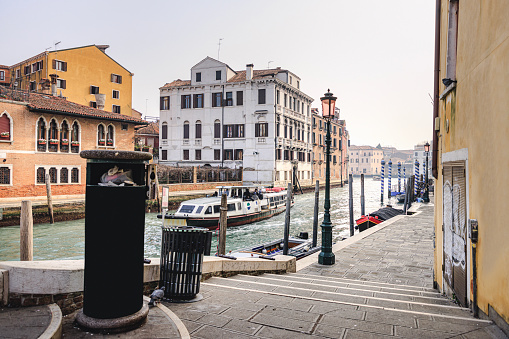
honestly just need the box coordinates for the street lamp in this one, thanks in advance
[423,142,430,203]
[318,89,337,265]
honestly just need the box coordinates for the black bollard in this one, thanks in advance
[349,174,354,236]
[360,174,365,216]
[312,180,319,248]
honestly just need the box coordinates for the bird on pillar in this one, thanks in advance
[148,286,165,306]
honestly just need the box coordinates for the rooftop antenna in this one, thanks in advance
[268,61,274,69]
[54,41,61,51]
[217,38,223,60]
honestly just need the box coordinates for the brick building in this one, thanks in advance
[0,65,9,87]
[0,88,146,198]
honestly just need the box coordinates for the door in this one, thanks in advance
[442,163,467,306]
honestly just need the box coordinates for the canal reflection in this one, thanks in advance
[0,178,394,261]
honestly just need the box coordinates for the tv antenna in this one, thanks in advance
[217,38,223,60]
[268,61,274,69]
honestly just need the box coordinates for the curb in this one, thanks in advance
[39,303,62,339]
[142,295,190,339]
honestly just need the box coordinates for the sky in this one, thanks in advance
[2,0,435,150]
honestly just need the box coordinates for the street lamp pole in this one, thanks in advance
[423,142,430,203]
[318,89,336,265]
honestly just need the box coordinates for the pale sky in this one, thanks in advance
[2,0,434,150]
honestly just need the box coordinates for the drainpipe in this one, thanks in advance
[221,84,225,168]
[432,0,441,179]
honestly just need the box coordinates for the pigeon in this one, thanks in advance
[148,286,165,306]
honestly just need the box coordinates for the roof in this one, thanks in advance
[25,92,146,125]
[0,65,8,69]
[161,79,191,88]
[136,122,159,135]
[227,68,287,83]
[349,145,379,150]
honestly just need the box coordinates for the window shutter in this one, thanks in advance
[193,94,197,108]
[62,80,66,89]
[181,95,185,108]
[40,60,43,70]
[111,74,114,82]
[63,62,67,72]
[52,59,56,69]
[0,115,10,133]
[118,75,122,84]
[160,97,164,110]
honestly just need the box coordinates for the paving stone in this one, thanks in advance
[222,318,262,335]
[343,328,394,339]
[394,325,454,338]
[181,319,203,333]
[257,305,320,323]
[250,313,315,333]
[192,324,255,339]
[319,315,393,335]
[417,318,487,334]
[195,313,232,328]
[459,324,509,339]
[220,306,258,320]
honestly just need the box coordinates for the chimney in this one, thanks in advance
[96,45,110,53]
[246,64,254,81]
[95,93,106,110]
[49,74,59,96]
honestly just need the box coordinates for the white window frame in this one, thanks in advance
[56,78,66,89]
[0,71,4,81]
[34,165,81,185]
[0,164,13,186]
[55,60,66,71]
[111,73,122,84]
[112,90,120,99]
[0,110,13,143]
[112,105,121,114]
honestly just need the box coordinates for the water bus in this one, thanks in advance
[158,185,292,230]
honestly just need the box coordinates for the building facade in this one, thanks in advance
[7,45,134,116]
[311,108,349,184]
[159,57,314,187]
[0,88,145,198]
[433,1,509,334]
[348,145,383,176]
[0,65,9,87]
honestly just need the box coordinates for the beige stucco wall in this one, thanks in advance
[434,0,509,324]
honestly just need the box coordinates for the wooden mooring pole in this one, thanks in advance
[45,174,54,224]
[360,174,365,216]
[349,174,354,237]
[218,193,228,255]
[283,183,292,255]
[20,200,33,261]
[312,180,319,248]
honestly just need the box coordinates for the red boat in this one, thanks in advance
[355,215,383,232]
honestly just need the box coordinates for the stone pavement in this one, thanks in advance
[0,304,54,339]
[164,204,508,338]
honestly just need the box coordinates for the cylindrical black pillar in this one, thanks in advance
[76,150,152,333]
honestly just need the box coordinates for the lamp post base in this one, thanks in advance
[318,251,335,265]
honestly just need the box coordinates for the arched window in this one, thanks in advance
[48,119,58,152]
[37,118,47,152]
[71,121,80,152]
[37,167,46,184]
[49,167,57,183]
[161,122,168,140]
[214,120,220,139]
[60,168,69,183]
[107,125,114,146]
[183,121,189,139]
[71,168,79,183]
[0,111,12,141]
[97,124,105,145]
[60,120,69,152]
[195,120,202,139]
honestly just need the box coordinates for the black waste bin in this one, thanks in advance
[79,150,151,321]
[159,226,212,301]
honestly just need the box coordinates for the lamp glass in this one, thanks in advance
[424,142,430,153]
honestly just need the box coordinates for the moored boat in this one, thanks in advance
[355,207,404,232]
[158,185,292,230]
[229,235,320,260]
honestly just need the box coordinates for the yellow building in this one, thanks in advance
[432,0,509,334]
[8,45,134,116]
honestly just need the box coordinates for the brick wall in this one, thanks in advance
[0,100,138,198]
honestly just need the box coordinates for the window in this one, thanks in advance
[112,105,121,113]
[160,96,170,110]
[162,122,168,139]
[195,121,202,139]
[162,150,167,160]
[195,149,201,160]
[290,76,293,85]
[90,101,97,108]
[276,90,280,104]
[225,92,233,106]
[112,90,119,99]
[214,121,221,138]
[193,94,203,108]
[224,149,233,160]
[196,72,201,82]
[289,96,292,109]
[276,149,281,160]
[30,81,36,91]
[49,167,57,183]
[56,79,66,89]
[183,149,189,160]
[60,121,69,152]
[71,122,80,151]
[121,123,128,131]
[234,149,243,160]
[276,122,280,137]
[53,60,67,71]
[183,121,189,139]
[60,168,69,183]
[181,95,191,109]
[24,66,30,75]
[48,119,58,152]
[258,89,266,104]
[216,70,221,80]
[71,168,79,183]
[111,74,122,84]
[0,167,11,185]
[284,94,287,107]
[107,125,114,146]
[37,167,46,184]
[223,124,244,138]
[0,71,4,81]
[297,80,300,89]
[97,124,105,145]
[0,112,12,141]
[214,149,220,160]
[227,203,236,212]
[212,93,222,107]
[236,91,243,106]
[16,69,20,79]
[255,123,268,137]
[90,86,99,94]
[284,150,289,160]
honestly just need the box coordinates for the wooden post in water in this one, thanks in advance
[218,193,228,255]
[360,174,365,216]
[283,183,292,255]
[349,174,354,237]
[45,174,54,224]
[20,200,33,261]
[312,180,319,248]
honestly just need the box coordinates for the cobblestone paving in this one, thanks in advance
[0,305,50,339]
[166,204,508,338]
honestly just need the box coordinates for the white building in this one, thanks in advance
[413,142,433,180]
[159,57,314,186]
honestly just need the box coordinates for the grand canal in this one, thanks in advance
[0,178,396,261]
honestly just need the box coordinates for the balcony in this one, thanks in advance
[182,139,190,145]
[195,139,202,146]
[214,139,221,145]
[257,138,266,144]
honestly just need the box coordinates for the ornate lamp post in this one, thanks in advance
[423,142,430,203]
[318,89,337,265]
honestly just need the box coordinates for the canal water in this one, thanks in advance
[0,178,397,261]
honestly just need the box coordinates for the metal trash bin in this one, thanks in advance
[159,226,212,301]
